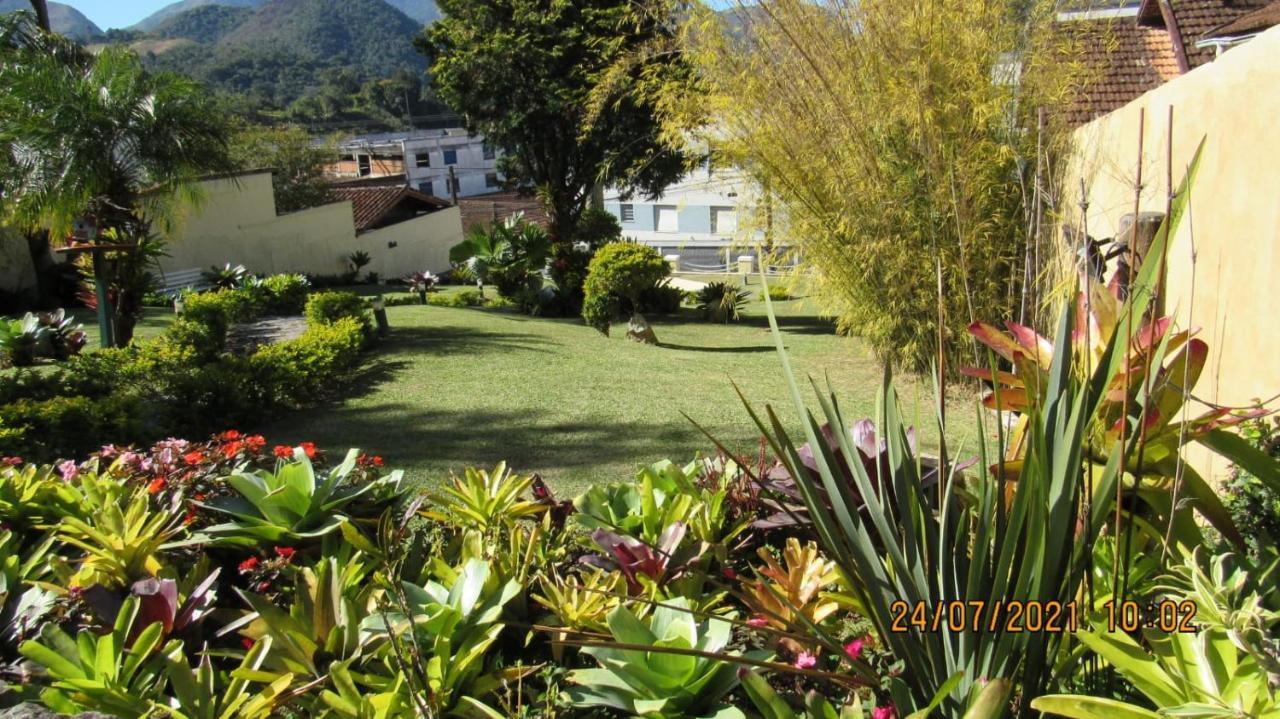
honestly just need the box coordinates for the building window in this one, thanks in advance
[415,153,430,168]
[482,143,496,160]
[620,204,635,223]
[711,207,737,235]
[655,205,678,233]
[485,172,500,188]
[443,149,458,165]
[357,155,371,177]
[418,180,433,196]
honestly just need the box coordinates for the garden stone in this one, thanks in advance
[225,315,307,354]
[626,313,658,345]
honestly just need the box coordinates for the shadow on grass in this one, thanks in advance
[658,343,775,354]
[259,402,698,485]
[383,324,558,356]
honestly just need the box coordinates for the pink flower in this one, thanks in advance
[794,651,817,669]
[746,616,769,628]
[844,637,865,661]
[57,460,79,482]
[2,456,22,467]
[872,706,897,719]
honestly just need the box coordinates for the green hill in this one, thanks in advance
[132,0,263,32]
[383,0,438,24]
[0,0,103,39]
[152,4,254,43]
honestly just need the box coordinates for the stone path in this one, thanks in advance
[226,316,307,354]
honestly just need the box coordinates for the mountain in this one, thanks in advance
[152,4,254,43]
[132,0,263,32]
[0,0,102,39]
[383,0,438,24]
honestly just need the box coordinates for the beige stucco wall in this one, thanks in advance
[159,172,462,281]
[1068,26,1280,481]
[361,206,464,279]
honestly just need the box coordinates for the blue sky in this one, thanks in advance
[62,1,174,30]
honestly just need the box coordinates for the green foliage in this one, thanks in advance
[0,312,46,367]
[418,0,693,241]
[696,281,750,323]
[424,463,547,535]
[258,273,311,314]
[152,4,254,44]
[637,283,687,315]
[229,125,336,213]
[668,0,1075,371]
[565,597,752,719]
[250,317,366,408]
[1220,416,1280,562]
[305,290,374,340]
[370,558,527,717]
[759,284,794,302]
[426,288,484,308]
[574,207,624,248]
[449,213,551,301]
[19,596,180,717]
[199,449,402,548]
[581,242,670,334]
[0,393,142,461]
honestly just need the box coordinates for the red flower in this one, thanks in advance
[372,456,384,467]
[299,442,317,459]
[184,507,197,525]
[256,581,270,592]
[147,478,166,494]
[245,435,266,451]
[193,493,207,501]
[241,638,255,650]
[220,430,241,441]
[183,451,204,466]
[238,556,259,573]
[2,456,23,466]
[273,445,293,458]
[844,638,866,661]
[746,616,768,628]
[872,707,897,719]
[222,441,243,458]
[274,546,296,560]
[721,567,738,580]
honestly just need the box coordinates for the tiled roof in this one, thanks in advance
[1201,0,1280,38]
[1137,0,1269,65]
[329,184,449,232]
[1060,17,1181,125]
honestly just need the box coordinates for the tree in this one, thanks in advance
[417,0,693,245]
[0,15,234,343]
[662,0,1077,373]
[228,124,336,214]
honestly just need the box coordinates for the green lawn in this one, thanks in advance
[255,292,982,494]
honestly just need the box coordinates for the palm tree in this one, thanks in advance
[0,14,234,344]
[26,1,49,32]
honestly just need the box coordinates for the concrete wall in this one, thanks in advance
[160,171,463,281]
[361,206,464,278]
[1068,26,1280,481]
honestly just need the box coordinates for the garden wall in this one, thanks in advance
[1068,25,1280,481]
[160,171,463,281]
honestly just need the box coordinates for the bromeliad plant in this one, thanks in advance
[564,597,758,719]
[423,462,548,536]
[198,449,404,547]
[740,538,841,633]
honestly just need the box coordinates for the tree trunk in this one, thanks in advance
[28,0,50,31]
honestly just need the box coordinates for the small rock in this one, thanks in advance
[626,313,658,345]
[0,703,112,719]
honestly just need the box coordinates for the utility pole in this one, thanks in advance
[28,0,50,31]
[448,166,459,204]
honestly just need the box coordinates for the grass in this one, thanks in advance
[257,286,981,494]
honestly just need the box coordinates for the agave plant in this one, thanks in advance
[402,270,439,303]
[202,263,249,290]
[696,281,750,323]
[740,538,841,632]
[19,596,181,716]
[565,597,757,719]
[0,312,46,367]
[198,449,404,547]
[36,308,87,360]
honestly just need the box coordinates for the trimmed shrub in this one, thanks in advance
[260,273,311,314]
[635,284,686,315]
[0,393,141,460]
[758,284,793,302]
[427,289,485,308]
[250,317,365,408]
[305,291,374,340]
[581,243,671,335]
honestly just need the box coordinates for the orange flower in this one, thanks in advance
[147,478,166,494]
[299,441,317,459]
[273,445,292,458]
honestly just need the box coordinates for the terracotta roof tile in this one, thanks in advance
[329,184,449,232]
[1059,17,1181,126]
[1138,0,1269,65]
[1201,0,1280,38]
[456,191,550,234]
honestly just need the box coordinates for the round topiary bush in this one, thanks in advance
[581,242,670,343]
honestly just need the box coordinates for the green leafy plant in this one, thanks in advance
[696,281,750,323]
[54,474,185,589]
[533,568,625,659]
[19,596,181,716]
[403,270,439,304]
[37,308,87,360]
[162,638,291,719]
[0,312,46,367]
[203,263,250,290]
[198,449,403,547]
[305,290,374,339]
[581,242,670,340]
[1,528,57,646]
[565,596,754,719]
[348,250,373,278]
[369,558,531,718]
[423,462,548,535]
[449,212,551,300]
[740,538,841,632]
[259,273,311,314]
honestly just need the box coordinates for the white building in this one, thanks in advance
[602,166,789,271]
[334,129,505,201]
